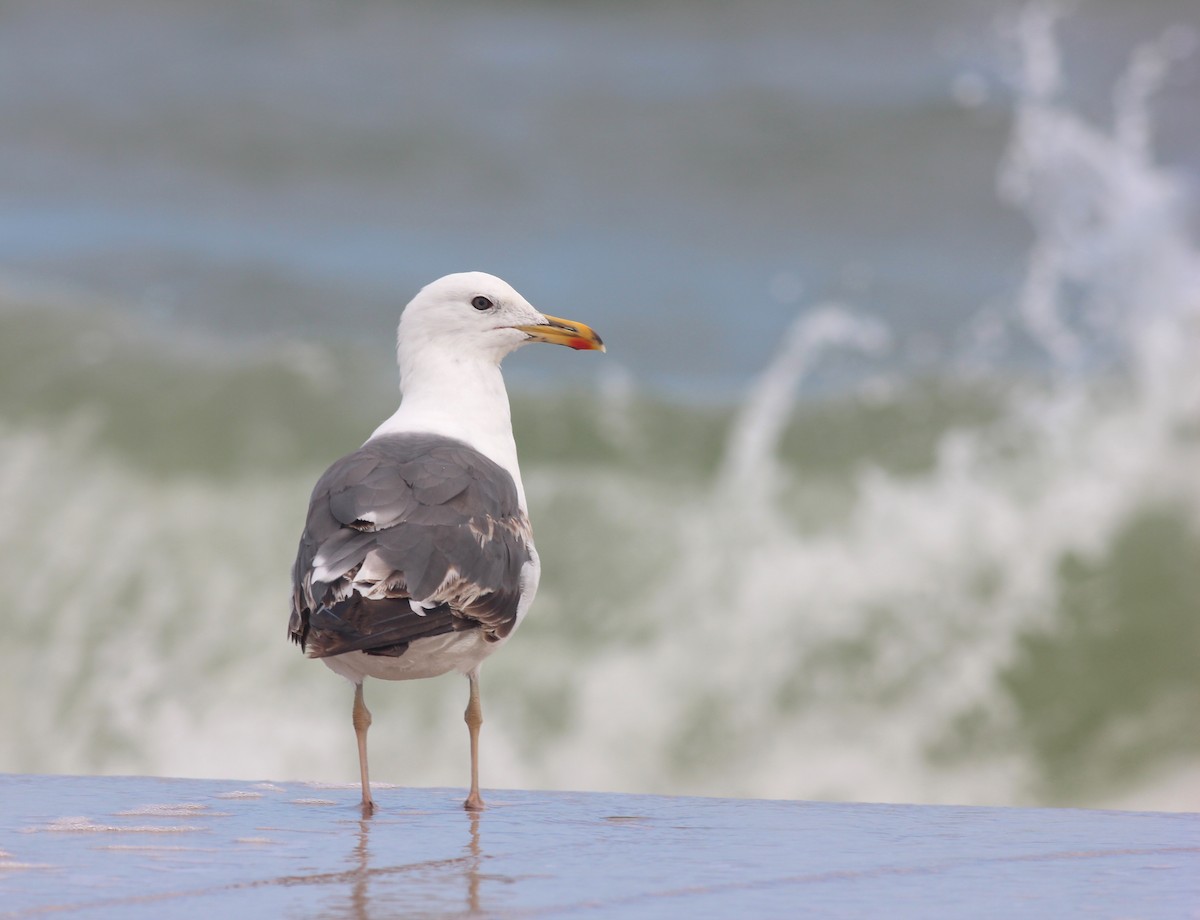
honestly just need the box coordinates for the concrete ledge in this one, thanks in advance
[1,774,1197,918]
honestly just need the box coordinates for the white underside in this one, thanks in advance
[319,628,509,684]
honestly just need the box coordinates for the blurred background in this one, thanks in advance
[2,0,1198,811]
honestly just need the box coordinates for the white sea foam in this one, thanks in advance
[27,817,204,834]
[116,804,211,816]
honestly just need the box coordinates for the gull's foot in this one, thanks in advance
[463,792,486,812]
[361,797,376,817]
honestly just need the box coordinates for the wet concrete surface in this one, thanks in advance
[1,774,1197,918]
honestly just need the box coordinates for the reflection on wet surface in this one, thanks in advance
[333,809,479,918]
[308,803,496,918]
[3,775,1198,918]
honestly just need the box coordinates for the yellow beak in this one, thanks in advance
[514,314,606,352]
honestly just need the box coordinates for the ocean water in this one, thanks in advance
[2,1,1199,811]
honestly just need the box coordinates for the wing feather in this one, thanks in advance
[289,433,533,660]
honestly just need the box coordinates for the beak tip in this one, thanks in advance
[517,315,606,353]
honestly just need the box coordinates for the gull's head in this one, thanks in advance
[397,272,604,370]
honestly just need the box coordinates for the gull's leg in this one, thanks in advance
[463,668,485,811]
[353,682,375,814]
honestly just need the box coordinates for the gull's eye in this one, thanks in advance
[472,295,494,311]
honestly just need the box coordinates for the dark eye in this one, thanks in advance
[471,295,494,311]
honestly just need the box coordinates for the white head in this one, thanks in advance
[396,272,604,375]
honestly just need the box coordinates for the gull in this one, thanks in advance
[288,272,604,812]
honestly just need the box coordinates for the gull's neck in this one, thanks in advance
[369,343,527,509]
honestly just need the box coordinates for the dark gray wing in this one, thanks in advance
[289,433,533,659]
